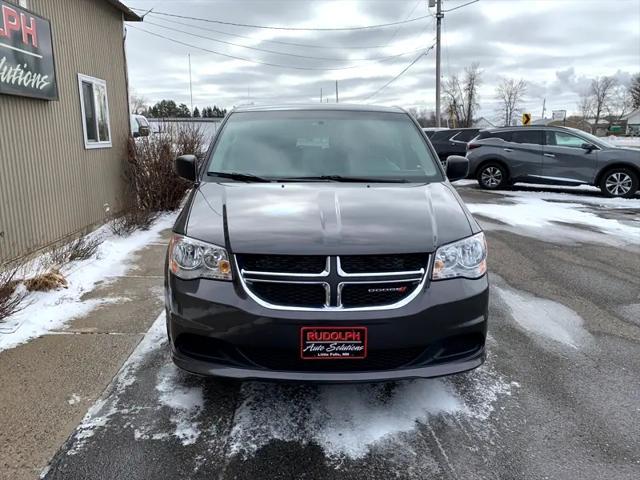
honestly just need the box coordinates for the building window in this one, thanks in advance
[77,74,112,149]
[19,0,29,8]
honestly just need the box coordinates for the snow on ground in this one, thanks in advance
[228,363,514,461]
[493,283,592,349]
[155,363,205,445]
[466,195,640,246]
[607,136,640,149]
[0,214,176,352]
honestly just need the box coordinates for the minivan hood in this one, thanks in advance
[184,182,475,255]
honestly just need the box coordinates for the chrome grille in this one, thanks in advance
[236,254,428,311]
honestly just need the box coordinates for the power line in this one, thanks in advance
[443,0,480,13]
[128,25,430,71]
[363,43,436,102]
[129,8,432,32]
[143,20,427,62]
[143,16,397,50]
[384,0,423,46]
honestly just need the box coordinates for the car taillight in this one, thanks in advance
[467,143,481,151]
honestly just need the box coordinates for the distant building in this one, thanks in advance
[623,109,640,135]
[0,0,141,263]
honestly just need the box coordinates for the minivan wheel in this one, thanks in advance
[477,163,507,190]
[599,168,638,198]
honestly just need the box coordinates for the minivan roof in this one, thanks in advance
[232,104,405,114]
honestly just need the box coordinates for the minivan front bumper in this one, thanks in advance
[166,273,488,382]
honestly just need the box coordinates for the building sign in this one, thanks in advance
[552,110,566,121]
[0,1,57,100]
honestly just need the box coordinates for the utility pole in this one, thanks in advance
[336,80,339,103]
[542,98,546,119]
[435,0,443,127]
[188,53,193,114]
[320,87,323,103]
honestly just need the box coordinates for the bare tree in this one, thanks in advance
[130,90,149,115]
[587,76,617,127]
[577,92,593,120]
[495,78,527,127]
[607,83,633,122]
[442,63,482,128]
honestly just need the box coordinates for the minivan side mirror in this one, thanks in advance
[581,143,596,152]
[445,155,469,181]
[175,154,197,181]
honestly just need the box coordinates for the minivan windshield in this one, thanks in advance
[206,111,443,182]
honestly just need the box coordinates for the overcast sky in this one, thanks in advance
[124,0,640,120]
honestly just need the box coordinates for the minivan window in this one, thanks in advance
[512,130,543,145]
[207,111,443,182]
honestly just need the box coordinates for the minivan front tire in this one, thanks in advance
[599,167,638,198]
[477,163,508,190]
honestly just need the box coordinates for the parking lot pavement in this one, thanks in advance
[42,184,640,480]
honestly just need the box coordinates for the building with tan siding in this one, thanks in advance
[0,0,140,263]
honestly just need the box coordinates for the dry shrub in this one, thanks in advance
[0,267,27,321]
[45,235,103,267]
[24,269,68,292]
[127,123,205,212]
[110,206,157,236]
[110,124,204,236]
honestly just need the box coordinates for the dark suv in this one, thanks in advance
[425,128,481,163]
[466,126,640,197]
[166,104,488,382]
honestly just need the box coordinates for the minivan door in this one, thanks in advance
[543,131,599,183]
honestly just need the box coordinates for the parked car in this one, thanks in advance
[427,128,481,163]
[130,114,150,137]
[466,126,640,197]
[166,104,488,382]
[422,127,449,139]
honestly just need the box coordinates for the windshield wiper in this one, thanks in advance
[278,175,410,183]
[207,171,273,182]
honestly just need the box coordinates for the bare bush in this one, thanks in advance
[45,235,103,267]
[0,267,26,322]
[125,124,205,213]
[110,206,157,236]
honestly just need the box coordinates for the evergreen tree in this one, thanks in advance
[193,106,201,118]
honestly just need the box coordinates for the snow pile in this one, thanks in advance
[228,366,513,461]
[0,214,176,352]
[466,196,640,245]
[494,284,591,349]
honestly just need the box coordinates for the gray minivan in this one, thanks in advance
[166,104,489,382]
[466,126,640,197]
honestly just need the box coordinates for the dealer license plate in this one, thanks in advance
[300,327,367,360]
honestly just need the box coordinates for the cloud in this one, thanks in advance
[124,0,640,120]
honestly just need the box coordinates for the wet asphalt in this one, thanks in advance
[42,184,640,480]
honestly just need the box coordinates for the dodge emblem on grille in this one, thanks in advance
[367,286,408,293]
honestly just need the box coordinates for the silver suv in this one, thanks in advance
[466,126,640,198]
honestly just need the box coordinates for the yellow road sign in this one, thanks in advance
[522,113,531,125]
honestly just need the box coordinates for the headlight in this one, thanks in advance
[168,234,232,280]
[432,232,487,280]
